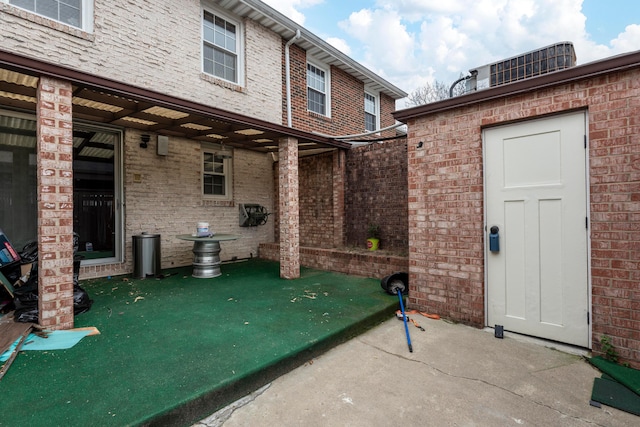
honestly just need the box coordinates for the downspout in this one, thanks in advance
[285,29,301,127]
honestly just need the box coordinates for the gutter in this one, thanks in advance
[285,29,301,127]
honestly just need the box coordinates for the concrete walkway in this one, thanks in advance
[195,316,637,427]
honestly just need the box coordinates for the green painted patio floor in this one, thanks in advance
[1,259,397,426]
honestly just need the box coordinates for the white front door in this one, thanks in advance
[484,112,589,347]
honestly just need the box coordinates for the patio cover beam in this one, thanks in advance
[0,50,352,152]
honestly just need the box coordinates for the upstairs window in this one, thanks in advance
[7,0,93,31]
[202,147,232,199]
[307,62,328,116]
[202,9,241,84]
[364,92,378,132]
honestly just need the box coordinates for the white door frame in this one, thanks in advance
[482,111,592,348]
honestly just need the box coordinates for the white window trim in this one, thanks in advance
[201,144,233,201]
[364,90,380,133]
[201,4,245,86]
[3,0,94,32]
[306,60,331,118]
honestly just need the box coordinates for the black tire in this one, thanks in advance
[381,272,408,295]
[380,274,390,292]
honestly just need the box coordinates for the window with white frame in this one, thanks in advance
[307,62,329,116]
[202,8,242,84]
[6,0,93,31]
[364,92,378,132]
[202,147,232,199]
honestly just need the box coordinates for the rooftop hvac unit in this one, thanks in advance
[239,204,270,227]
[466,42,577,92]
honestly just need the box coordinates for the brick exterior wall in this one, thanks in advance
[79,130,276,279]
[284,44,397,138]
[406,67,640,368]
[0,1,282,123]
[36,77,74,329]
[298,152,335,248]
[274,41,406,256]
[272,140,409,253]
[379,93,397,131]
[274,153,334,248]
[277,41,407,255]
[345,139,409,251]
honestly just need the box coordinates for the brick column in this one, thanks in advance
[278,136,299,279]
[332,150,346,247]
[36,77,74,330]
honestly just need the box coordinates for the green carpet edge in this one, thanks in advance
[138,304,397,426]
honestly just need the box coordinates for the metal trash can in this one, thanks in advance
[132,233,161,279]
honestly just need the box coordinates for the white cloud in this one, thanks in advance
[609,24,640,55]
[573,23,640,66]
[261,0,640,97]
[413,1,589,80]
[340,0,625,91]
[326,37,351,55]
[338,9,417,82]
[261,0,325,25]
[375,0,466,17]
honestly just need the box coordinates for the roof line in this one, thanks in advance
[0,49,351,150]
[394,50,640,122]
[239,0,408,99]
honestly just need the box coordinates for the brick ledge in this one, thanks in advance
[258,243,408,279]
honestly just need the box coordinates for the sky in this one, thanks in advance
[262,0,640,104]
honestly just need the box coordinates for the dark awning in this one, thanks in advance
[0,50,352,154]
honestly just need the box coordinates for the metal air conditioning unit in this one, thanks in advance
[466,42,577,92]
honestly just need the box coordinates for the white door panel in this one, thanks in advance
[485,112,589,347]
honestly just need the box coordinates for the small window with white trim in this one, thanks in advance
[202,146,232,199]
[202,7,243,84]
[364,92,379,132]
[6,0,93,31]
[307,62,330,116]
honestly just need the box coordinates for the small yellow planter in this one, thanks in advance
[366,238,380,251]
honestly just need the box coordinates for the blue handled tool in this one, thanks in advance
[385,278,412,353]
[396,289,413,353]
